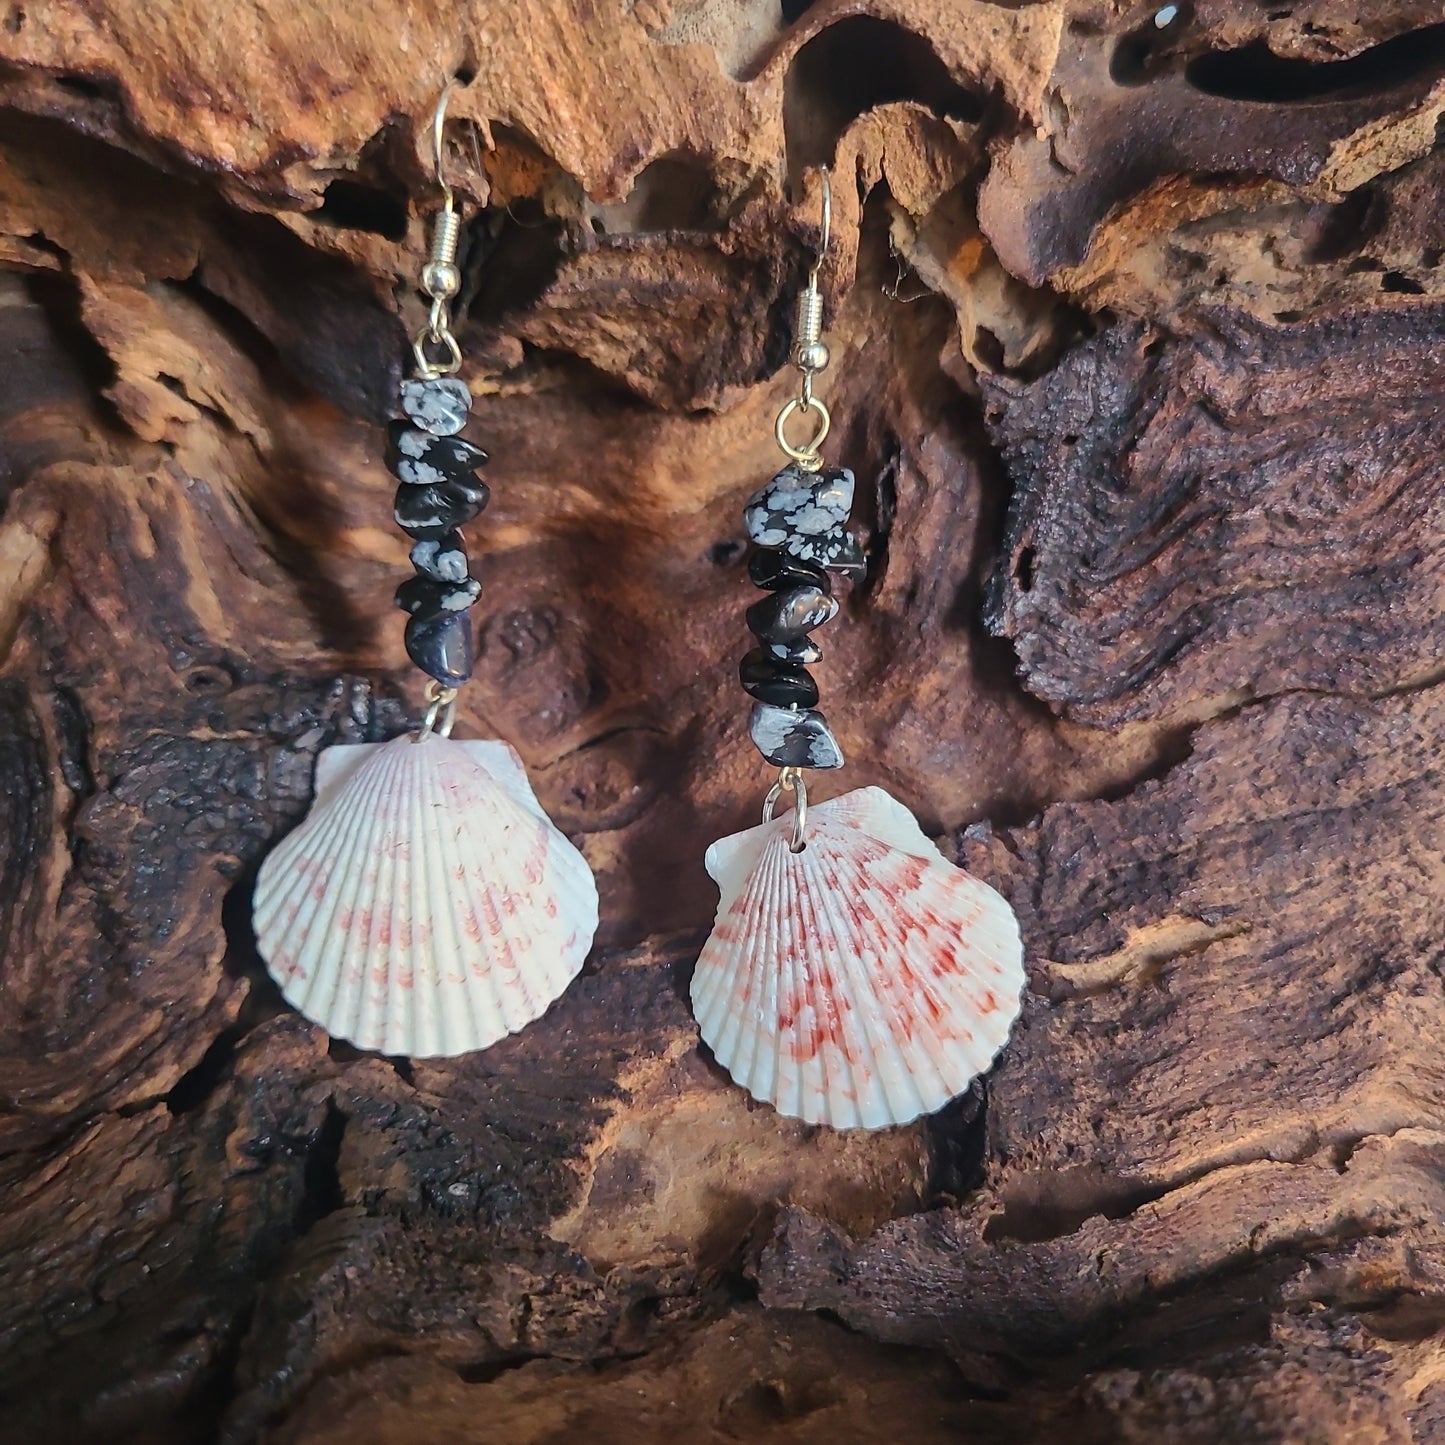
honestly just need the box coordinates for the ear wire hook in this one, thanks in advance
[432,79,487,205]
[413,80,471,377]
[432,80,458,209]
[776,164,835,470]
[809,164,832,286]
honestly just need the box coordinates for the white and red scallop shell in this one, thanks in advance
[252,733,598,1058]
[690,787,1024,1129]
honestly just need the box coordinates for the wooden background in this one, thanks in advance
[2,2,1444,1441]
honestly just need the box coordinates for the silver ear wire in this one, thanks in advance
[432,80,457,207]
[413,82,469,377]
[776,167,834,470]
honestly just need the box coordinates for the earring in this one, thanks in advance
[251,84,598,1058]
[689,170,1025,1129]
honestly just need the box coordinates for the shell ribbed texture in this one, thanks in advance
[254,734,598,1058]
[690,787,1024,1129]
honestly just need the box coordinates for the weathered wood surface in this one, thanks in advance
[1,3,1443,1441]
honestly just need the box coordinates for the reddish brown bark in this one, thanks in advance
[2,4,1443,1441]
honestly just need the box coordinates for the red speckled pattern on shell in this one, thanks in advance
[691,787,1024,1130]
[253,733,598,1058]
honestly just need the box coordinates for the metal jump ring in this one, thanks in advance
[412,326,463,378]
[775,396,830,469]
[414,680,459,741]
[763,766,808,852]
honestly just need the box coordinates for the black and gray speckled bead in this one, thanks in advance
[746,582,837,643]
[764,637,822,665]
[395,574,482,616]
[400,376,472,436]
[744,463,860,573]
[749,702,844,770]
[745,463,852,544]
[410,532,470,584]
[739,650,818,708]
[393,477,491,540]
[405,607,474,687]
[748,548,830,593]
[387,422,489,486]
[815,530,866,579]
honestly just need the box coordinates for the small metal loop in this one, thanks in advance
[774,395,830,469]
[789,774,808,850]
[763,766,808,852]
[412,326,463,377]
[414,680,459,741]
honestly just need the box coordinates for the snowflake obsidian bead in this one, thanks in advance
[400,376,473,436]
[745,581,838,644]
[748,548,830,593]
[748,703,844,770]
[764,637,822,665]
[387,422,489,486]
[404,608,474,687]
[410,532,470,584]
[393,478,491,540]
[744,462,860,573]
[395,574,481,616]
[739,649,820,708]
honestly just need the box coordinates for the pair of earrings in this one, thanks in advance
[252,88,1024,1131]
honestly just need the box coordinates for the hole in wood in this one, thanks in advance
[1185,22,1445,103]
[589,151,729,235]
[313,178,408,241]
[1014,546,1036,593]
[783,16,982,169]
[984,1164,1168,1244]
[54,72,107,100]
[1304,187,1380,265]
[184,665,233,695]
[467,204,565,327]
[1110,2,1192,87]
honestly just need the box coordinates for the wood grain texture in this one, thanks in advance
[1,3,1443,1442]
[983,309,1445,723]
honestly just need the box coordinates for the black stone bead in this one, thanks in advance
[745,582,837,644]
[744,463,854,553]
[749,703,844,770]
[765,637,822,665]
[405,608,474,687]
[822,531,867,580]
[394,574,481,616]
[748,547,829,592]
[739,649,819,708]
[400,376,472,436]
[743,465,866,577]
[386,421,488,486]
[410,532,469,584]
[393,477,491,539]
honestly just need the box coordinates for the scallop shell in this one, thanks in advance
[253,733,598,1057]
[690,786,1024,1129]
